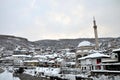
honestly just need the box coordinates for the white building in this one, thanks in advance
[78,52,110,71]
[12,54,32,66]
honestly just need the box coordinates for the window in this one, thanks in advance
[96,59,101,64]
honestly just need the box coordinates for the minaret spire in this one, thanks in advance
[93,17,99,50]
[93,17,96,27]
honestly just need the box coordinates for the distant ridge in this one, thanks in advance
[0,35,120,51]
[0,35,34,50]
[0,35,28,41]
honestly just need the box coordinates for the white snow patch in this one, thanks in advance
[78,52,110,60]
[0,70,20,80]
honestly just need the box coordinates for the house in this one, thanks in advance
[33,55,48,67]
[0,56,13,66]
[24,59,39,66]
[101,48,120,71]
[12,54,32,66]
[90,48,120,77]
[78,52,110,71]
[65,52,76,67]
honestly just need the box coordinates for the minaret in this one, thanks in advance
[93,17,99,50]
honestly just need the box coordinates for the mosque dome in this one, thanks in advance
[78,41,93,47]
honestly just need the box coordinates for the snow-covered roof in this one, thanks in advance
[12,55,32,57]
[61,48,70,51]
[102,59,118,63]
[65,52,75,58]
[83,50,89,52]
[56,58,64,62]
[33,55,47,59]
[14,48,28,52]
[48,60,55,63]
[77,41,93,47]
[66,52,75,55]
[76,50,82,53]
[66,62,76,65]
[24,60,39,62]
[45,55,55,59]
[53,53,58,57]
[38,59,48,62]
[0,57,14,60]
[113,48,120,52]
[78,52,110,60]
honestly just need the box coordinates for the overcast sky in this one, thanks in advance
[0,0,120,41]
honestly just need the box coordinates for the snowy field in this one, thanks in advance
[24,67,120,80]
[1,67,120,80]
[0,70,20,80]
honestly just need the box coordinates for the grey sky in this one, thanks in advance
[0,0,120,41]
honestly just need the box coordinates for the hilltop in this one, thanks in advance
[0,35,120,52]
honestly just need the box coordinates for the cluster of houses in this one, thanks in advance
[0,45,76,68]
[0,40,120,70]
[0,40,120,80]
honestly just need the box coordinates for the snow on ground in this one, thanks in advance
[65,74,76,80]
[1,67,120,80]
[91,74,120,80]
[24,67,61,77]
[24,68,36,76]
[0,70,20,80]
[36,67,60,76]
